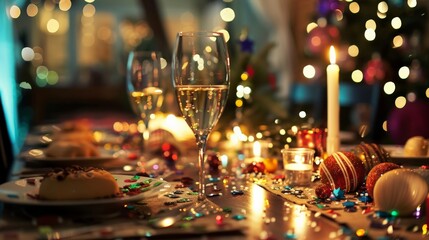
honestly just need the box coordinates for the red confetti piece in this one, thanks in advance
[127,152,138,160]
[215,215,223,225]
[124,179,138,183]
[362,207,373,214]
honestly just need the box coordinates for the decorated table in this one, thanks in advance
[0,114,427,240]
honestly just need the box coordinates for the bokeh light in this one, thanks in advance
[47,71,59,85]
[26,3,38,17]
[391,17,402,29]
[378,2,388,13]
[21,47,35,61]
[59,0,72,11]
[408,0,417,8]
[83,4,96,17]
[382,120,388,131]
[348,45,359,57]
[9,5,21,19]
[394,96,406,109]
[306,22,318,33]
[47,19,60,33]
[377,12,387,19]
[217,29,230,42]
[303,65,316,79]
[349,2,360,14]
[351,70,363,83]
[392,35,403,48]
[398,66,410,79]
[383,81,395,95]
[365,19,376,30]
[220,8,235,22]
[407,92,416,102]
[36,66,49,79]
[364,29,376,41]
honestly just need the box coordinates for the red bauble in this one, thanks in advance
[207,153,221,173]
[315,183,332,199]
[352,143,389,174]
[243,161,266,174]
[319,151,366,193]
[366,162,400,197]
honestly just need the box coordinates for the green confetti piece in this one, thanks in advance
[132,175,141,181]
[177,198,191,203]
[129,183,141,189]
[183,216,194,221]
[153,181,163,187]
[121,188,130,193]
[143,179,153,184]
[38,226,53,235]
[223,207,232,213]
[179,222,192,228]
[187,192,199,195]
[316,204,326,209]
[140,187,151,192]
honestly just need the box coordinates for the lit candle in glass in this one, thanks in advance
[326,46,340,155]
[253,141,261,158]
[282,148,315,186]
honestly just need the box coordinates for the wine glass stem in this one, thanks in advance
[141,119,150,155]
[196,135,208,202]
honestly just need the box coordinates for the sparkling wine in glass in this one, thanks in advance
[127,51,164,157]
[172,32,230,203]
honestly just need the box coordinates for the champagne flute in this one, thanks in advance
[172,32,230,203]
[126,51,164,158]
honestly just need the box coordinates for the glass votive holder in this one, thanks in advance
[282,148,315,187]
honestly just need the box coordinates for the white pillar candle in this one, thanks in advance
[326,46,340,155]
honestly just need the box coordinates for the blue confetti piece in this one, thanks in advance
[358,195,373,203]
[342,201,356,208]
[232,214,246,220]
[7,194,18,199]
[374,211,391,218]
[209,177,220,182]
[284,231,297,239]
[332,188,345,199]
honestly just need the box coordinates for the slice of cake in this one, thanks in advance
[38,166,120,200]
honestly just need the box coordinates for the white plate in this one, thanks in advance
[383,145,429,165]
[24,132,124,146]
[20,148,119,167]
[0,175,169,206]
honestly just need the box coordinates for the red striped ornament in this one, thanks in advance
[320,151,366,193]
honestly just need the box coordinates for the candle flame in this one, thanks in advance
[329,46,336,64]
[253,141,261,158]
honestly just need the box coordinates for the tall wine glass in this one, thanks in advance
[172,32,230,203]
[127,51,164,158]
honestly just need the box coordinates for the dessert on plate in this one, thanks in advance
[38,166,120,200]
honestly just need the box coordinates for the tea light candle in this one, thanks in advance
[326,46,340,155]
[282,148,315,186]
[253,141,261,158]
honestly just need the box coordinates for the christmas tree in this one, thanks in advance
[304,0,429,143]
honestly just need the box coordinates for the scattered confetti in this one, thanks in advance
[231,190,244,196]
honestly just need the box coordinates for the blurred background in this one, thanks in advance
[2,0,429,155]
